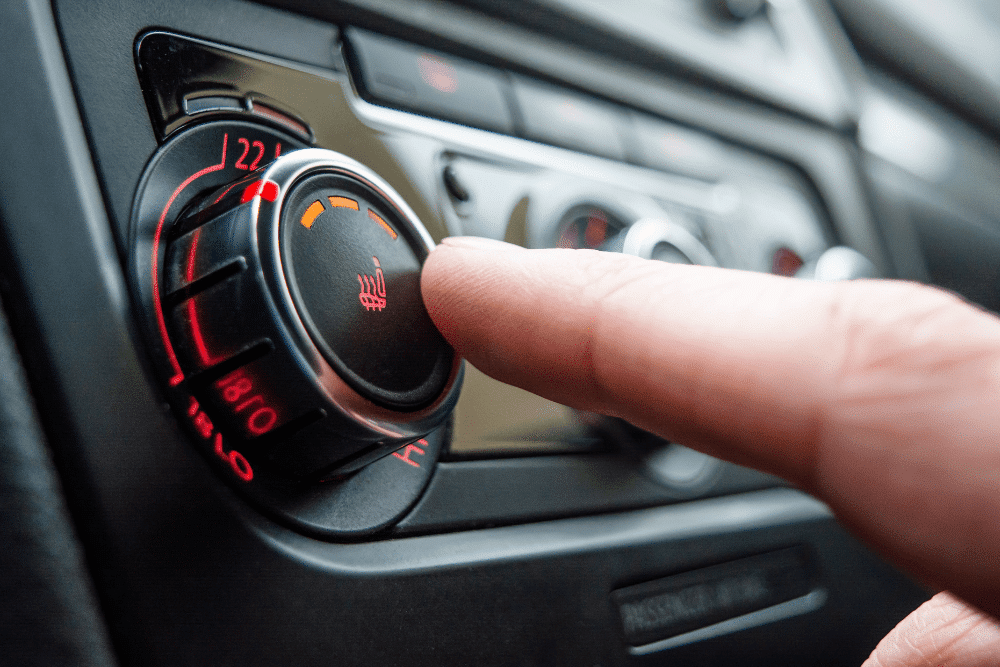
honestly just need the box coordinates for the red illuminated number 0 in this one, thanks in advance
[235,138,267,171]
[235,395,277,436]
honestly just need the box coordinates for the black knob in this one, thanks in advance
[162,148,461,478]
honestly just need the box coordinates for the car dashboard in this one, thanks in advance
[2,0,998,665]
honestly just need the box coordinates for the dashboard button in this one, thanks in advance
[281,173,453,410]
[183,94,244,116]
[345,28,516,133]
[631,113,728,178]
[512,79,630,159]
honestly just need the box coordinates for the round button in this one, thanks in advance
[158,147,462,480]
[282,174,453,410]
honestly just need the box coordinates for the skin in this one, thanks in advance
[420,237,1000,666]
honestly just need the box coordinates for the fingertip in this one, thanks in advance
[422,237,521,301]
[862,592,1000,666]
[421,237,522,347]
[437,236,525,252]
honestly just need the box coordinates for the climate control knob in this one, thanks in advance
[162,148,461,479]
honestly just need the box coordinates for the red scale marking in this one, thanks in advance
[184,227,219,367]
[150,132,269,486]
[152,133,229,386]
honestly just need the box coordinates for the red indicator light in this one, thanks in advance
[300,200,325,229]
[187,403,253,482]
[392,441,427,468]
[358,256,387,311]
[260,181,279,201]
[584,211,608,248]
[229,451,254,481]
[240,180,260,203]
[328,195,359,211]
[240,179,279,203]
[417,54,458,93]
[220,375,253,402]
[367,209,398,240]
[772,247,804,277]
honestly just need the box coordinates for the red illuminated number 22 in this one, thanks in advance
[234,138,268,170]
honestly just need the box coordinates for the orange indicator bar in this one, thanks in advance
[300,200,325,229]
[328,195,359,211]
[367,209,398,240]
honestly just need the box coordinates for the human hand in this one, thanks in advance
[421,237,1000,666]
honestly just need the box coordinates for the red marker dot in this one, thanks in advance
[240,180,279,203]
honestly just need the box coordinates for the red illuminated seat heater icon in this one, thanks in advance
[358,256,387,311]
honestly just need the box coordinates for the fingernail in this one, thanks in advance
[439,236,524,252]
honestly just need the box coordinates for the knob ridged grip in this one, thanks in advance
[162,149,461,478]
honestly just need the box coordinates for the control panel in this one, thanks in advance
[131,116,460,536]
[128,29,845,539]
[14,0,939,661]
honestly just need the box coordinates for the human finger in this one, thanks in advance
[421,237,1000,617]
[862,592,1000,667]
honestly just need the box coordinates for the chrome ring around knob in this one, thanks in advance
[615,217,717,266]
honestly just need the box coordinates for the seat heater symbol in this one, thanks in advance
[358,256,387,311]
